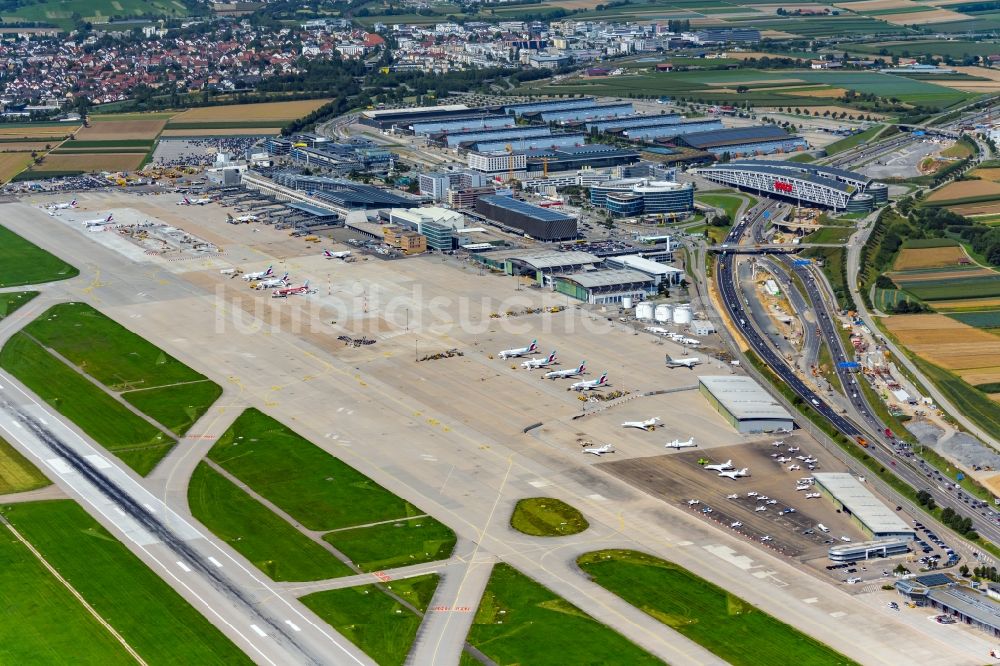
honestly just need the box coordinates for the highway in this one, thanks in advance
[714,200,1000,555]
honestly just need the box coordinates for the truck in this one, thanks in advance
[856,436,868,448]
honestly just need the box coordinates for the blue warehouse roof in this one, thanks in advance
[679,125,794,149]
[480,195,575,222]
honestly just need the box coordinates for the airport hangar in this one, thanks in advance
[698,375,795,434]
[693,160,889,212]
[812,473,916,541]
[896,574,1000,639]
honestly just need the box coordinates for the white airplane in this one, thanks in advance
[665,437,696,450]
[227,213,258,223]
[755,505,767,512]
[757,495,769,501]
[49,199,77,210]
[583,443,614,456]
[323,249,351,260]
[498,339,538,359]
[687,499,700,506]
[681,337,701,346]
[796,455,808,461]
[803,457,817,465]
[719,467,750,479]
[765,499,777,505]
[665,353,701,368]
[243,266,274,282]
[704,459,733,472]
[730,521,742,528]
[178,196,210,205]
[82,213,114,227]
[772,440,785,447]
[544,361,586,380]
[760,535,773,542]
[787,446,800,453]
[571,372,608,391]
[788,464,801,471]
[805,493,821,499]
[795,485,810,492]
[746,491,758,497]
[776,456,791,463]
[726,494,739,500]
[522,351,557,370]
[272,280,310,298]
[621,417,660,431]
[253,272,289,289]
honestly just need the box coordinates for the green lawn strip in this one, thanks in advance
[696,192,752,221]
[188,463,354,582]
[0,519,133,665]
[0,332,174,476]
[122,381,223,436]
[804,226,854,244]
[0,435,50,494]
[0,225,77,287]
[208,408,420,530]
[1,500,252,664]
[466,563,662,666]
[23,302,210,390]
[299,575,440,666]
[823,124,884,156]
[578,549,857,666]
[510,497,589,536]
[816,340,844,396]
[0,290,37,319]
[323,516,456,572]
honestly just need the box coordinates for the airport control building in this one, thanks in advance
[698,375,795,433]
[812,473,916,541]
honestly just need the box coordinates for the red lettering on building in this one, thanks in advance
[773,180,794,193]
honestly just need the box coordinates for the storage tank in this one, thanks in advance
[635,302,654,321]
[654,304,672,323]
[673,306,692,325]
[622,296,633,310]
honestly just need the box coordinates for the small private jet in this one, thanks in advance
[787,446,800,453]
[776,456,791,464]
[272,281,310,298]
[719,467,750,479]
[760,535,773,543]
[583,443,614,456]
[771,440,785,448]
[730,521,743,528]
[755,505,767,512]
[498,339,538,359]
[621,417,660,431]
[665,437,696,450]
[570,373,607,391]
[788,464,801,471]
[243,266,274,282]
[522,351,557,370]
[544,362,585,380]
[805,493,821,499]
[726,494,739,500]
[704,459,733,472]
[665,353,701,369]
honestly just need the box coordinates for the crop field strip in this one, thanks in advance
[189,408,457,581]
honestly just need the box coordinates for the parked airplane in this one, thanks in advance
[704,459,733,472]
[726,494,739,500]
[570,372,607,391]
[82,213,114,227]
[253,273,289,289]
[719,467,750,479]
[49,199,77,210]
[755,505,767,512]
[323,249,352,260]
[621,417,660,431]
[776,456,791,463]
[521,351,557,370]
[796,485,811,492]
[787,446,800,453]
[665,437,696,450]
[788,464,801,471]
[746,491,758,497]
[498,339,537,359]
[805,493,821,499]
[242,266,274,282]
[765,499,777,505]
[272,281,310,298]
[178,196,210,205]
[772,440,785,447]
[583,443,614,456]
[730,521,743,528]
[544,362,586,380]
[760,535,773,542]
[665,353,701,368]
[227,213,258,223]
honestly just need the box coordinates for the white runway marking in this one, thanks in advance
[84,454,111,469]
[176,561,191,572]
[676,540,694,546]
[528,479,550,488]
[803,597,819,604]
[46,458,72,475]
[208,556,223,568]
[142,503,156,513]
[250,624,267,637]
[285,620,301,632]
[587,493,606,501]
[114,508,126,517]
[829,611,847,619]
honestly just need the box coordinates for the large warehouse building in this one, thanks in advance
[676,126,808,157]
[475,194,578,241]
[812,473,916,541]
[693,160,880,211]
[698,375,795,433]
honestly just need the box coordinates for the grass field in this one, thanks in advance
[0,435,50,494]
[949,310,1000,328]
[509,497,589,536]
[0,290,37,320]
[1,500,252,664]
[168,100,331,125]
[892,245,968,270]
[851,40,1000,59]
[696,192,751,221]
[898,274,1000,301]
[188,463,354,581]
[0,333,174,475]
[804,226,854,244]
[823,124,883,155]
[578,549,857,666]
[872,287,919,312]
[0,0,189,30]
[323,516,456,572]
[300,575,439,666]
[24,302,221,435]
[0,517,133,664]
[0,225,77,287]
[207,408,421,530]
[466,563,660,665]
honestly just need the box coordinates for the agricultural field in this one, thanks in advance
[0,225,78,287]
[850,40,1000,59]
[0,0,190,30]
[74,120,165,141]
[509,497,589,536]
[577,549,857,666]
[300,575,439,666]
[892,243,969,270]
[0,153,33,183]
[1,500,252,664]
[884,314,1000,383]
[30,152,146,174]
[23,302,222,436]
[166,100,331,129]
[0,435,50,495]
[891,270,1000,301]
[971,168,1000,182]
[159,128,282,137]
[323,516,457,572]
[465,563,660,666]
[0,124,79,139]
[873,287,918,312]
[949,310,1000,329]
[925,179,1000,203]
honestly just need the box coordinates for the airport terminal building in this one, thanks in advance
[698,375,795,433]
[812,473,916,541]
